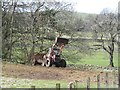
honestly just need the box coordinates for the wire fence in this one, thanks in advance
[30,72,119,89]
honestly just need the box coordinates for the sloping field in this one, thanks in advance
[1,63,118,88]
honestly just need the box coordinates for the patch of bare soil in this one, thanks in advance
[2,63,116,83]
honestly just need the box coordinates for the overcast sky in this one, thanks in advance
[18,0,119,14]
[61,0,119,14]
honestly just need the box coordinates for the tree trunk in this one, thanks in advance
[109,53,114,67]
[28,41,35,61]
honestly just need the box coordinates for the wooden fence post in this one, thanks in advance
[105,72,109,90]
[97,74,100,90]
[74,80,79,90]
[68,82,74,90]
[118,71,120,89]
[73,81,75,89]
[56,83,60,90]
[116,72,119,88]
[113,71,116,88]
[31,86,35,90]
[87,77,90,90]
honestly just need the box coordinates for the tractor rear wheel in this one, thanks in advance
[60,59,66,67]
[55,62,60,67]
[55,59,66,67]
[45,59,52,67]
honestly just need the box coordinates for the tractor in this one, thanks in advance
[43,37,69,67]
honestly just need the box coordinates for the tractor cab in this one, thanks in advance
[45,37,69,67]
[46,47,60,58]
[53,48,60,55]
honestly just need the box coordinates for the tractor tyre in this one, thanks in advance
[55,59,61,67]
[55,62,60,67]
[45,59,52,67]
[60,59,66,67]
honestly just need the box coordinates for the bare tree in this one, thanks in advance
[92,12,118,67]
[28,1,73,57]
[2,1,18,60]
[3,0,90,64]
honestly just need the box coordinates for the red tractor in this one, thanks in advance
[43,37,69,67]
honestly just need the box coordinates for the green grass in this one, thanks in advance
[2,77,95,88]
[66,50,118,67]
[11,34,119,67]
[2,77,113,88]
[31,80,68,88]
[1,77,68,88]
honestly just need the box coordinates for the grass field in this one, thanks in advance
[1,77,67,88]
[12,46,118,67]
[2,76,117,88]
[65,49,118,67]
[2,77,113,88]
[2,49,118,88]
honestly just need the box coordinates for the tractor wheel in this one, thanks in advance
[55,59,66,67]
[55,59,61,67]
[55,62,60,67]
[60,59,66,67]
[45,59,52,67]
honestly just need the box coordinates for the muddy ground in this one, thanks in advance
[2,63,118,84]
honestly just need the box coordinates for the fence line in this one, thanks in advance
[97,74,100,89]
[68,72,118,89]
[105,72,109,89]
[56,83,60,90]
[30,72,118,89]
[87,77,90,90]
[31,86,35,90]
